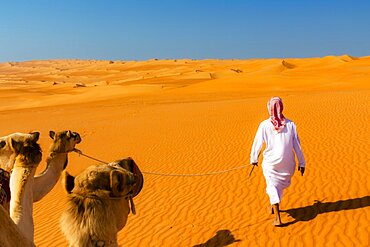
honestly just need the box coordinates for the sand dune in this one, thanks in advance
[0,56,369,246]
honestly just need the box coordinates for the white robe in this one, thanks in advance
[250,118,305,204]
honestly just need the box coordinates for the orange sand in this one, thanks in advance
[0,56,369,246]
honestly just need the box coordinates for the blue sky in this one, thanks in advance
[1,0,370,61]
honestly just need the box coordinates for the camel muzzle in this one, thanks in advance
[71,132,82,144]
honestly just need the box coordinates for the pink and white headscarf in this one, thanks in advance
[267,96,285,133]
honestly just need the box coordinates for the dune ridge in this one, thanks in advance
[0,56,369,246]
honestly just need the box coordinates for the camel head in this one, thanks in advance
[60,164,137,246]
[62,164,136,199]
[0,132,42,172]
[49,130,81,154]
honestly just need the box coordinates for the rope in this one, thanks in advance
[141,165,248,177]
[73,149,109,164]
[73,149,249,177]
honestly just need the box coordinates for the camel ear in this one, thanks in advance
[62,171,75,194]
[66,130,72,138]
[49,131,56,140]
[0,140,6,149]
[30,132,40,142]
[10,139,23,152]
[110,170,125,196]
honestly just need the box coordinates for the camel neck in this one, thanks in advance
[9,165,36,243]
[33,152,68,202]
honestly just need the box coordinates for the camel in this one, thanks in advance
[60,157,144,247]
[9,132,42,243]
[0,205,34,247]
[33,130,81,202]
[0,131,42,244]
[0,132,41,212]
[0,130,80,244]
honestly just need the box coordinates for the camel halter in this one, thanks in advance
[73,148,109,164]
[47,150,70,158]
[47,149,75,170]
[72,149,136,214]
[107,192,136,215]
[73,191,136,215]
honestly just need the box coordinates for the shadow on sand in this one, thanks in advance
[280,196,370,227]
[193,229,241,247]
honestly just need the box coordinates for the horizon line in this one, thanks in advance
[2,54,369,64]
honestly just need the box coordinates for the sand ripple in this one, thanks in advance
[0,57,368,246]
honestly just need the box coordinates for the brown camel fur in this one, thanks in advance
[60,158,143,247]
[0,132,41,173]
[9,132,42,242]
[0,132,41,212]
[0,132,41,245]
[0,205,34,247]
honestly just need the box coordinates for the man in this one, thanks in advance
[250,96,305,226]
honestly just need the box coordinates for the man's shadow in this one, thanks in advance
[193,229,241,247]
[281,196,370,226]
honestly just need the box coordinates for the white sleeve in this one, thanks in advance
[250,122,264,164]
[292,123,306,167]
